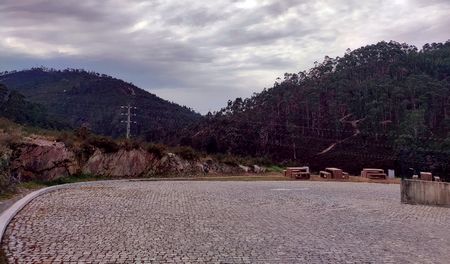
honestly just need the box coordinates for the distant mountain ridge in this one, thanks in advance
[0,68,201,140]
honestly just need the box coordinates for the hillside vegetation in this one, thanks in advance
[0,69,201,140]
[183,41,450,177]
[1,41,449,179]
[0,84,67,130]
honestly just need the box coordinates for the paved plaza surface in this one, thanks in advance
[2,181,450,263]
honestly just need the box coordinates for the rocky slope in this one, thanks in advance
[11,138,78,181]
[5,136,262,183]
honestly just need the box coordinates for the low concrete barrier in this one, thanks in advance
[401,179,450,207]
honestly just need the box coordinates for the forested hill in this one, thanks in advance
[184,41,450,176]
[0,69,201,140]
[0,83,68,130]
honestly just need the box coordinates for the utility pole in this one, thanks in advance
[120,104,137,139]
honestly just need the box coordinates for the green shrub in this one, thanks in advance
[146,143,167,158]
[55,132,75,148]
[0,118,20,133]
[216,154,240,166]
[0,148,15,196]
[214,153,277,168]
[75,126,91,140]
[122,139,140,151]
[41,173,100,186]
[0,247,8,264]
[0,131,21,148]
[267,165,285,173]
[248,156,272,166]
[173,146,199,161]
[88,136,120,153]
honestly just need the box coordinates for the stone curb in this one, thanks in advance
[0,177,255,245]
[0,180,130,243]
[0,183,82,242]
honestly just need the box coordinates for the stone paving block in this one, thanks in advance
[2,181,450,263]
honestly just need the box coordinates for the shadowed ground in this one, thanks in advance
[2,181,450,263]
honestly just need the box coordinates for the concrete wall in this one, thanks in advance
[401,179,450,207]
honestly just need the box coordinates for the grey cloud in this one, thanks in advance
[0,0,449,113]
[165,8,227,27]
[0,0,107,23]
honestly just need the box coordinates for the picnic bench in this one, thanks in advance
[361,168,387,179]
[284,167,310,180]
[320,168,349,180]
[420,172,433,181]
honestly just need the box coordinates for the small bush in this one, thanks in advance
[75,141,95,161]
[40,173,103,186]
[0,147,16,196]
[146,143,167,158]
[75,126,91,140]
[55,132,75,148]
[214,153,276,168]
[173,146,199,161]
[248,156,272,166]
[216,154,240,166]
[122,139,140,151]
[0,131,21,148]
[88,136,120,153]
[0,118,20,133]
[267,165,285,173]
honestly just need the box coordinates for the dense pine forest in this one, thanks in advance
[182,41,450,177]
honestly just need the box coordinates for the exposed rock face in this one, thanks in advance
[82,150,249,177]
[7,137,265,181]
[237,164,267,174]
[83,151,215,177]
[238,165,251,173]
[156,153,194,175]
[199,159,242,174]
[252,165,267,174]
[83,148,155,177]
[11,138,79,181]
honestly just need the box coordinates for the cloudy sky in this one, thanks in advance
[0,0,449,113]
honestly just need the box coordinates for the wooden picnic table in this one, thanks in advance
[284,167,310,180]
[361,168,387,179]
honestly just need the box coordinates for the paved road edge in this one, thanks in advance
[0,183,78,242]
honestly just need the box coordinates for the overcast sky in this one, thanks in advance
[0,0,449,113]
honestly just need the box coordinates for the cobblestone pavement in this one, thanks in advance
[2,181,450,263]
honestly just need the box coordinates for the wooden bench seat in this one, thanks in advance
[320,171,331,178]
[361,169,384,178]
[342,172,349,179]
[294,171,311,180]
[361,168,387,180]
[323,168,348,180]
[366,173,387,179]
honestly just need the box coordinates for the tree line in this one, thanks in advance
[180,41,450,179]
